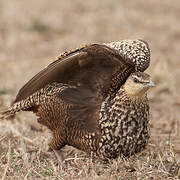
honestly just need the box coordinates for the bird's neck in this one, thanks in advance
[123,86,148,102]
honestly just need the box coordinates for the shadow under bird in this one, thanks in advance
[0,39,155,160]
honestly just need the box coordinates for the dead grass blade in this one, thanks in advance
[1,139,11,180]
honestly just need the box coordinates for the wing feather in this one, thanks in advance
[14,44,143,103]
[56,86,101,133]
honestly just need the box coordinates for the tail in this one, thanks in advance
[0,91,41,119]
[0,83,61,119]
[0,107,17,119]
[0,100,28,119]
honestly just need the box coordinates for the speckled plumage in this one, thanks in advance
[104,39,150,71]
[0,40,153,159]
[98,85,150,158]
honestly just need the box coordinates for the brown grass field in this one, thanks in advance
[0,0,180,179]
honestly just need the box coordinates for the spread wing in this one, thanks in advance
[14,42,150,103]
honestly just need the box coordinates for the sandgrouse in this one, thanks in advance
[0,39,154,159]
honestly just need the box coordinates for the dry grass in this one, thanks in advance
[0,0,180,179]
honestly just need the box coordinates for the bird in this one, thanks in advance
[0,39,152,159]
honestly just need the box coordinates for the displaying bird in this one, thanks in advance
[0,39,153,159]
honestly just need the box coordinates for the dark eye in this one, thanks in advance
[133,77,139,83]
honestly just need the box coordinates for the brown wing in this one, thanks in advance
[14,44,144,103]
[56,86,101,133]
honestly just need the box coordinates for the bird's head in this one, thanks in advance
[123,72,155,100]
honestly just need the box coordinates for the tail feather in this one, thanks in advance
[0,83,60,119]
[0,107,16,119]
[0,95,36,119]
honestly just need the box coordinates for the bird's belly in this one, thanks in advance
[98,115,150,159]
[98,131,149,159]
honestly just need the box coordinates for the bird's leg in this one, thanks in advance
[49,133,66,164]
[53,149,64,164]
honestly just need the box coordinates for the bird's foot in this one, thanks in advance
[53,149,65,163]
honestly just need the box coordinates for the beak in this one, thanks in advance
[147,79,155,87]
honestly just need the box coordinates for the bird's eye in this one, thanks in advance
[133,77,139,83]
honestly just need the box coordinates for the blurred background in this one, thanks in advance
[0,0,180,90]
[0,0,180,133]
[0,0,180,178]
[0,0,180,140]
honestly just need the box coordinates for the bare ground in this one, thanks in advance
[0,0,180,179]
